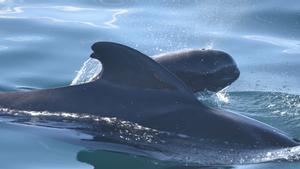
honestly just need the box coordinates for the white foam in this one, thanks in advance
[216,87,230,103]
[71,58,102,85]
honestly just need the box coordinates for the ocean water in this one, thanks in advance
[0,0,300,168]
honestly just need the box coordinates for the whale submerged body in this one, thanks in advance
[0,42,298,149]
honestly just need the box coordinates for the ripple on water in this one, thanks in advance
[0,45,8,50]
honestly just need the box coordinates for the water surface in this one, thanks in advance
[0,0,300,168]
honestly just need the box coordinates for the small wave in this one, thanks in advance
[260,146,300,162]
[243,35,300,54]
[199,91,300,118]
[5,35,43,42]
[0,45,8,50]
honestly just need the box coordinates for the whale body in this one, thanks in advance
[0,42,298,148]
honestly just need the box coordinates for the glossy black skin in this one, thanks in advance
[155,49,240,92]
[0,42,298,149]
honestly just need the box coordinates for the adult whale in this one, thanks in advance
[0,42,298,148]
[154,49,240,92]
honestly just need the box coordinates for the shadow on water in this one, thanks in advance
[76,150,234,169]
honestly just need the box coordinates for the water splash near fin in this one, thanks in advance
[196,87,230,108]
[71,58,102,85]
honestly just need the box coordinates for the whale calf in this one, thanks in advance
[0,42,298,149]
[154,49,240,92]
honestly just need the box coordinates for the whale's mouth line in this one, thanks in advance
[191,65,240,82]
[187,64,238,76]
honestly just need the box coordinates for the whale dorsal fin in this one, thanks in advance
[90,42,192,94]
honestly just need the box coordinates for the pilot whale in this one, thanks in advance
[154,49,240,92]
[0,42,298,148]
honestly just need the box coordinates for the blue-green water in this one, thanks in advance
[0,0,300,168]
